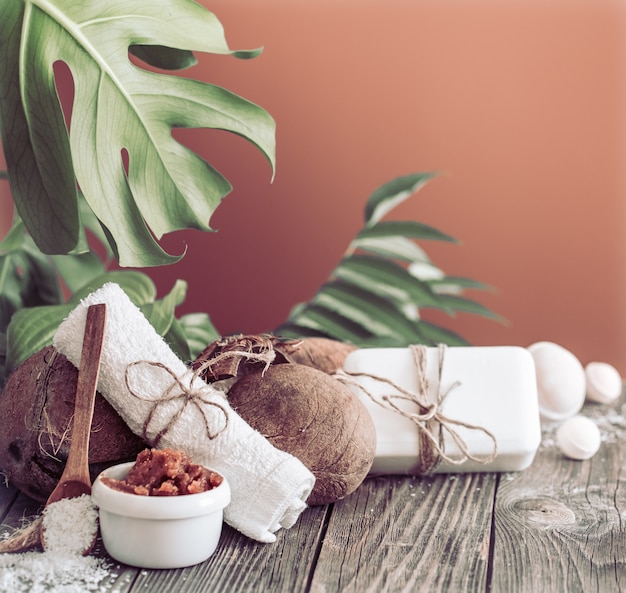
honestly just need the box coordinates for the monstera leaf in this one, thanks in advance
[0,0,276,266]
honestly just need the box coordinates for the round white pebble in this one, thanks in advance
[528,341,586,422]
[556,415,601,460]
[585,361,622,405]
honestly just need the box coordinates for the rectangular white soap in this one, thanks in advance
[342,346,541,474]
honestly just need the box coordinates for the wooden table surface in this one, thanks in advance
[1,395,625,593]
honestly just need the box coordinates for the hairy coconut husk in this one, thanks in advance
[192,334,356,382]
[191,334,295,382]
[227,363,376,505]
[0,346,146,502]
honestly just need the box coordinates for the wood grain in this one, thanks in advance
[491,431,626,592]
[128,504,328,593]
[310,473,497,593]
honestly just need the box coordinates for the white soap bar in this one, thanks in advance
[342,346,541,474]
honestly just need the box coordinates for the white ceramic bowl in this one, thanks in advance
[92,462,231,569]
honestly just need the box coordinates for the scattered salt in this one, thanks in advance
[0,551,110,593]
[42,494,99,556]
[0,494,113,593]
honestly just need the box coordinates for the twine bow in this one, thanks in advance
[124,349,275,447]
[337,344,497,475]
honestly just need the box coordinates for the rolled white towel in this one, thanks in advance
[53,282,315,543]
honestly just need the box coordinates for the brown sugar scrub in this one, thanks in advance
[101,448,223,496]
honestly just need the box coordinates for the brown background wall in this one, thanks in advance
[2,0,626,373]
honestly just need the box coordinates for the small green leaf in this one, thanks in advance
[178,312,220,360]
[365,172,436,226]
[334,255,443,309]
[427,275,493,295]
[312,282,423,342]
[140,279,188,336]
[129,45,197,70]
[5,304,74,371]
[350,235,431,264]
[425,293,503,320]
[357,221,457,244]
[277,304,372,344]
[0,215,27,252]
[51,252,106,292]
[414,320,471,346]
[69,272,157,305]
[163,317,192,362]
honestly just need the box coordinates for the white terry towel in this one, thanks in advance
[53,282,315,543]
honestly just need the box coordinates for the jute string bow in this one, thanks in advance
[124,349,275,447]
[336,344,497,475]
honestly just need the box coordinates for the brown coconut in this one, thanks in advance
[227,363,376,505]
[0,346,146,501]
[280,337,357,374]
[192,334,356,382]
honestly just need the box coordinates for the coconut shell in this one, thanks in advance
[192,334,356,382]
[0,346,146,502]
[227,363,376,505]
[281,337,357,374]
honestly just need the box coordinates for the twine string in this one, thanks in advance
[124,349,275,447]
[336,344,497,474]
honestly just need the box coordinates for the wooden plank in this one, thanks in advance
[128,503,328,593]
[310,473,498,593]
[491,400,626,593]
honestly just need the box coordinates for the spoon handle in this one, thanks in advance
[62,303,107,484]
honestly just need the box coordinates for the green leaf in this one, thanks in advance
[0,0,276,266]
[333,254,443,309]
[312,282,423,342]
[357,220,457,244]
[163,317,192,362]
[5,304,74,371]
[51,252,106,292]
[427,275,493,293]
[425,293,503,320]
[0,215,27,252]
[277,304,373,344]
[129,45,197,70]
[0,1,80,256]
[0,231,64,314]
[350,235,432,264]
[413,320,471,346]
[177,312,220,360]
[69,271,157,305]
[139,279,187,336]
[365,172,436,226]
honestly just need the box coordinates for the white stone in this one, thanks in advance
[585,361,623,405]
[527,341,586,422]
[556,415,601,460]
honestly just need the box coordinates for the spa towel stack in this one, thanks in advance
[53,282,315,543]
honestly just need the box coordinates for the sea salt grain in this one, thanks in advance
[42,494,99,555]
[0,551,110,593]
[0,494,112,593]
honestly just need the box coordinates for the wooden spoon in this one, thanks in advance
[40,303,107,553]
